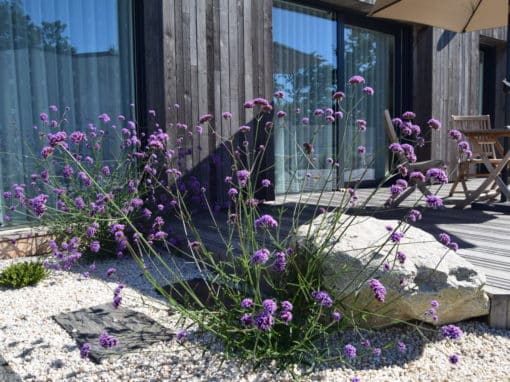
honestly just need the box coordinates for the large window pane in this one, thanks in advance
[343,25,394,182]
[273,1,337,193]
[0,0,134,227]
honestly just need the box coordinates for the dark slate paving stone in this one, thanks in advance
[0,353,22,382]
[53,303,174,364]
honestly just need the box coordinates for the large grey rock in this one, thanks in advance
[293,213,489,327]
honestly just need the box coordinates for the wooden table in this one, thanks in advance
[455,129,510,208]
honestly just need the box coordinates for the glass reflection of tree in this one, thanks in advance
[343,29,377,177]
[0,0,75,53]
[274,53,336,191]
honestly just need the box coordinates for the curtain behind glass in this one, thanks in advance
[273,1,337,193]
[343,25,394,182]
[0,0,134,227]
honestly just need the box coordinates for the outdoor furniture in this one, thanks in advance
[448,115,503,198]
[383,110,444,207]
[453,129,510,208]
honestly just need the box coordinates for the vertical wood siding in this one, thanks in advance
[427,27,507,173]
[155,0,273,204]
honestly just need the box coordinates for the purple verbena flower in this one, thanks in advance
[80,343,91,359]
[311,290,333,307]
[397,341,406,353]
[390,231,404,243]
[262,299,277,314]
[402,111,416,120]
[280,310,293,324]
[428,118,442,130]
[176,330,187,342]
[348,75,365,84]
[236,169,250,187]
[441,325,463,340]
[425,195,443,209]
[250,248,270,265]
[199,114,213,123]
[254,311,274,331]
[240,313,253,326]
[396,250,406,264]
[448,129,462,141]
[112,294,122,309]
[281,301,293,311]
[344,344,357,359]
[240,298,253,308]
[273,251,287,272]
[438,233,451,245]
[255,214,278,228]
[363,86,374,95]
[369,279,386,302]
[99,332,118,348]
[332,91,345,100]
[90,241,100,253]
[106,267,116,278]
[332,311,342,321]
[449,354,460,364]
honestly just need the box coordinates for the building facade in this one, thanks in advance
[0,0,507,238]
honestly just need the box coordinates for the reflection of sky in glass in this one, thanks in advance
[23,0,118,53]
[273,6,336,66]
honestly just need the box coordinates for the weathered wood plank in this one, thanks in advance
[489,294,510,329]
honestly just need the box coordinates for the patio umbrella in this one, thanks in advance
[368,0,508,33]
[370,0,510,205]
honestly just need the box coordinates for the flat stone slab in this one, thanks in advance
[0,353,21,381]
[53,303,174,363]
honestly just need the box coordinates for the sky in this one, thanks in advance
[22,0,120,53]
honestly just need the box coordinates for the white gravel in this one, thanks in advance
[1,254,510,382]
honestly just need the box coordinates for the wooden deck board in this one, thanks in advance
[269,179,510,294]
[183,179,510,294]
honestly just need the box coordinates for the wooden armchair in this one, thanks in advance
[383,110,444,207]
[448,115,504,198]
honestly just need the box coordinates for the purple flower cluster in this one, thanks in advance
[440,324,463,340]
[236,169,250,187]
[448,129,462,141]
[396,250,406,264]
[348,75,365,84]
[311,290,333,307]
[273,251,287,272]
[408,209,422,222]
[390,231,404,243]
[427,118,442,130]
[255,214,278,228]
[369,279,386,302]
[250,248,270,265]
[99,332,118,348]
[343,344,357,359]
[425,195,443,209]
[27,194,49,218]
[80,343,91,359]
[426,168,448,185]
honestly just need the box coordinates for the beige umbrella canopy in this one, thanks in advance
[369,0,508,33]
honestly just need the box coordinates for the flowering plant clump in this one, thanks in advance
[8,75,464,370]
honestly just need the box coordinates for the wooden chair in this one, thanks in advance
[383,110,444,207]
[448,115,504,198]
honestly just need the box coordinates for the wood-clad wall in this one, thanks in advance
[143,0,273,204]
[426,27,507,172]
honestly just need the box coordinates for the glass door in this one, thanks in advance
[273,1,337,194]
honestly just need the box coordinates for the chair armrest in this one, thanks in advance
[408,159,444,173]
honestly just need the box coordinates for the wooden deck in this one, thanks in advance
[270,179,510,295]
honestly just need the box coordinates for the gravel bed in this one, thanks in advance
[1,255,510,381]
